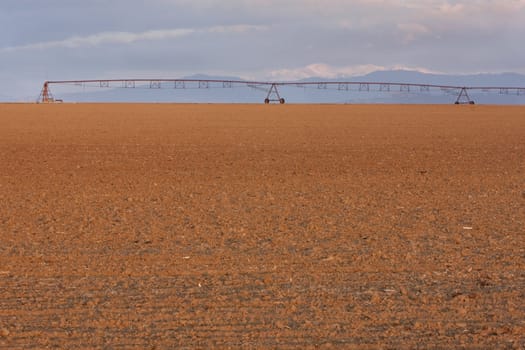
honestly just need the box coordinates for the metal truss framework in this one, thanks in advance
[38,79,525,104]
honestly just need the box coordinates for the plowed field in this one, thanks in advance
[1,104,524,348]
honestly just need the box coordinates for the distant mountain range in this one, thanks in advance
[52,70,525,104]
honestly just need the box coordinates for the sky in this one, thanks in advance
[1,0,525,100]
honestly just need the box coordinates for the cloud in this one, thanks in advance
[438,3,465,15]
[267,63,383,80]
[266,63,441,80]
[0,25,266,53]
[397,23,431,44]
[429,0,525,19]
[207,24,267,33]
[0,29,193,52]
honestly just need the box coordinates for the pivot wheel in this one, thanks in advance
[279,98,285,104]
[264,98,270,104]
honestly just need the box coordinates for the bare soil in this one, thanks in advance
[0,104,524,348]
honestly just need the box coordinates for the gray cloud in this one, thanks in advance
[1,25,266,52]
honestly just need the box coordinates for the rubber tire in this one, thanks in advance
[279,98,285,104]
[264,98,270,104]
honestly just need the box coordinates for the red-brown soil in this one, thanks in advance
[0,104,524,348]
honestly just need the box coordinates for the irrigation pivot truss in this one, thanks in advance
[38,79,525,104]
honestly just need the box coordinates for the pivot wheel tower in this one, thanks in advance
[264,83,285,104]
[455,87,475,105]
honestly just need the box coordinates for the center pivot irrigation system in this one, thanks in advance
[38,79,525,104]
